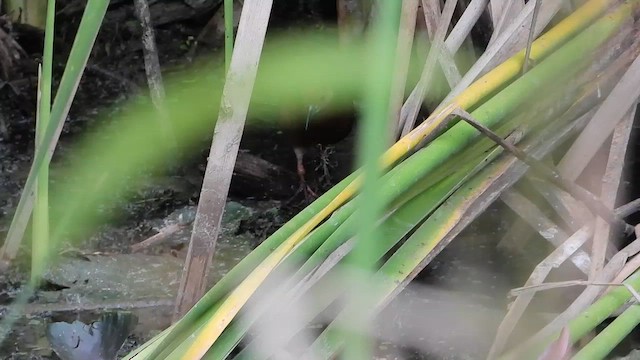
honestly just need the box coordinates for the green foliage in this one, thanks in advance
[31,0,55,285]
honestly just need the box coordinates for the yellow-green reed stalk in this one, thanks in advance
[31,0,55,285]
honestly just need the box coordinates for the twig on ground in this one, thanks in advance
[131,224,187,252]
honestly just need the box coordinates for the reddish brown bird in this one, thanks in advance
[280,92,358,199]
[279,0,364,200]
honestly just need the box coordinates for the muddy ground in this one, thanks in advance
[0,1,639,359]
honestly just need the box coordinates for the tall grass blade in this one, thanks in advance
[31,0,55,285]
[345,3,400,357]
[0,0,108,268]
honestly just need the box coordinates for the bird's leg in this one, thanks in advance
[294,147,318,200]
